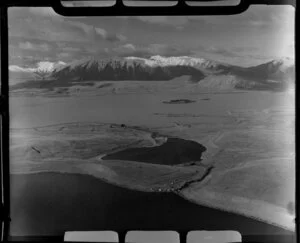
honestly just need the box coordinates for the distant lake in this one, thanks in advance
[10,172,293,242]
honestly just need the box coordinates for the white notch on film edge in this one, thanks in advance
[64,231,119,242]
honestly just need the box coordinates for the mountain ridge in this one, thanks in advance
[50,56,207,82]
[9,55,294,92]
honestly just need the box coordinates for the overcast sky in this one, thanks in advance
[8,5,294,67]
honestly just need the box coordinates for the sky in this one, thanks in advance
[8,4,295,68]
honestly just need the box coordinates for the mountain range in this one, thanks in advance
[10,56,295,91]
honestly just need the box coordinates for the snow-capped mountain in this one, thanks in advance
[37,61,67,73]
[9,61,67,84]
[125,55,227,72]
[268,57,294,71]
[225,57,295,90]
[50,56,206,81]
[10,55,294,91]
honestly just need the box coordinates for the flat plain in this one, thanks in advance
[10,79,295,231]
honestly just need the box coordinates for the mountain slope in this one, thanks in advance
[228,57,295,91]
[125,55,229,73]
[10,56,294,92]
[51,57,206,81]
[230,57,294,82]
[9,61,67,85]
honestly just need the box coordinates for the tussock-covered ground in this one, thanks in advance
[10,80,295,231]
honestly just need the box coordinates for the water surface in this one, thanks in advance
[10,172,293,241]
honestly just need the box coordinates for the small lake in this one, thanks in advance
[102,137,206,165]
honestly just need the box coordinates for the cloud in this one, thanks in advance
[94,27,108,37]
[113,43,136,54]
[136,16,205,29]
[57,53,72,59]
[196,46,263,61]
[66,21,95,35]
[9,65,36,73]
[197,44,291,67]
[61,46,82,52]
[148,44,193,56]
[106,33,127,42]
[9,16,88,42]
[122,43,136,51]
[18,41,51,52]
[9,60,66,73]
[205,46,239,58]
[206,5,294,29]
[138,16,169,25]
[9,8,127,44]
[231,46,257,53]
[112,43,193,57]
[9,54,48,66]
[8,6,294,68]
[66,20,127,42]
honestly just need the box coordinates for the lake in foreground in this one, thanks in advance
[10,173,294,243]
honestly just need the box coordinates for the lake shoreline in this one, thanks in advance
[10,170,294,233]
[9,172,293,239]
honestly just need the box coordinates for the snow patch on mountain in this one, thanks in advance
[125,55,222,70]
[269,57,294,71]
[37,61,66,72]
[197,75,240,90]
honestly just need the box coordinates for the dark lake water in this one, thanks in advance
[102,137,206,165]
[9,172,294,243]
